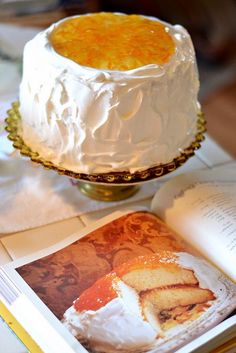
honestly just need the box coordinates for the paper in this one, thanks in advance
[2,210,236,353]
[151,169,236,282]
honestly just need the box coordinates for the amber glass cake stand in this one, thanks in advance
[5,102,206,201]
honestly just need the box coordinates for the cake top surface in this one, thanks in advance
[50,12,176,71]
[115,252,179,276]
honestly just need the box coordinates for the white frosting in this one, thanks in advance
[63,279,157,353]
[19,14,200,174]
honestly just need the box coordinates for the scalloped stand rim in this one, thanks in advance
[5,102,206,201]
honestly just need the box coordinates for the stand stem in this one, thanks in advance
[77,182,140,201]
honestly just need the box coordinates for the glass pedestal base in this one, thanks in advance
[77,182,139,201]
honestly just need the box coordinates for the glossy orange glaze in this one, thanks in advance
[114,251,179,277]
[50,13,175,71]
[74,272,119,312]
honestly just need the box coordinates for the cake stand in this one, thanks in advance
[5,102,206,201]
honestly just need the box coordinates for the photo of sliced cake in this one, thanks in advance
[63,251,216,353]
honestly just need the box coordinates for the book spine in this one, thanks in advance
[0,269,19,305]
[0,269,44,353]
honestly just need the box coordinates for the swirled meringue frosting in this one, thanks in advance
[19,13,200,174]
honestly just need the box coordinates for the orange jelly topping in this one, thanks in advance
[74,273,119,312]
[50,13,175,71]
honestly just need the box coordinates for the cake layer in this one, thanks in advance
[120,268,198,292]
[141,286,215,312]
[19,13,200,174]
[115,253,199,291]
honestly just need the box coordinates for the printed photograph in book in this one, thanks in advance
[14,211,236,353]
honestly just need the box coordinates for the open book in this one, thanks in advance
[0,169,236,353]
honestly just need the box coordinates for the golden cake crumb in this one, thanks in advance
[50,12,175,70]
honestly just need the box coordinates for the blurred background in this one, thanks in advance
[0,0,236,156]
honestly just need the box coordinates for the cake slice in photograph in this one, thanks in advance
[63,251,217,353]
[114,252,199,292]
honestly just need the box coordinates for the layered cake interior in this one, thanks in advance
[63,252,215,352]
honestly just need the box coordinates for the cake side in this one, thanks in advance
[19,13,200,174]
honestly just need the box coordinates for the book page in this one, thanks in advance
[2,208,236,353]
[151,169,236,282]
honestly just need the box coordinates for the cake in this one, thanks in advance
[63,252,215,352]
[19,12,200,174]
[63,272,158,353]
